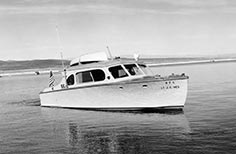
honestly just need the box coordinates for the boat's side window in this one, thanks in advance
[91,70,105,81]
[67,74,75,86]
[124,64,143,76]
[76,69,105,83]
[76,69,106,83]
[108,65,128,79]
[76,71,93,83]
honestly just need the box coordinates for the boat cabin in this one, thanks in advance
[64,59,153,88]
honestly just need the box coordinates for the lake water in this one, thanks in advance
[0,63,236,154]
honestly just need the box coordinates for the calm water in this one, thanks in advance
[0,63,236,154]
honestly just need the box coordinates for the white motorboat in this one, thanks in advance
[40,52,189,110]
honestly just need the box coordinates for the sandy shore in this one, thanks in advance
[147,58,236,67]
[0,69,60,77]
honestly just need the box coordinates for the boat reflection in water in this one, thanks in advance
[41,108,191,153]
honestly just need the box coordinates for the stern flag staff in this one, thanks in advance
[49,70,55,90]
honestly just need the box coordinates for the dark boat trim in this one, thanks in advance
[41,105,184,113]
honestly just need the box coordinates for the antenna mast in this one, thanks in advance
[55,25,65,69]
[60,52,65,69]
[106,46,113,60]
[56,25,67,87]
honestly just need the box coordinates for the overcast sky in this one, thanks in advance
[1,0,236,60]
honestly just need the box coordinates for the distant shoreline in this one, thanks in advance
[147,58,236,67]
[0,68,61,77]
[1,58,236,77]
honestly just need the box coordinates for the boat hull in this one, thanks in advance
[40,78,188,110]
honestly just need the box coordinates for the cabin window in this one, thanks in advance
[67,74,75,85]
[76,69,105,83]
[91,70,105,81]
[76,71,93,83]
[124,64,143,76]
[108,65,128,79]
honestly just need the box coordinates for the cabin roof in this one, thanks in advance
[67,58,145,71]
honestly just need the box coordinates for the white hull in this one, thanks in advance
[40,78,188,110]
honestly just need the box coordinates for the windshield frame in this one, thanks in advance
[123,63,144,76]
[137,63,153,76]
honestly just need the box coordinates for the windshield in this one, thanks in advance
[138,64,153,76]
[124,64,143,76]
[108,65,128,79]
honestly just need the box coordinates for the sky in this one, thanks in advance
[1,0,236,60]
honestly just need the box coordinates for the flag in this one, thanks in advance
[49,70,55,88]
